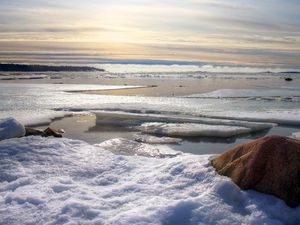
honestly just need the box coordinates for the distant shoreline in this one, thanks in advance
[0,63,104,72]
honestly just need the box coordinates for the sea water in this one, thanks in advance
[0,64,300,154]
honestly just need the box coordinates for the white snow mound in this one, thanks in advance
[292,132,300,140]
[0,137,299,225]
[0,117,25,141]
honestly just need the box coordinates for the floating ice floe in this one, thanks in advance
[94,110,275,133]
[137,122,252,138]
[0,117,25,141]
[95,138,180,158]
[1,136,299,225]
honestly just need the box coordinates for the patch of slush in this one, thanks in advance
[0,117,25,141]
[0,137,299,225]
[187,88,300,98]
[95,138,180,158]
[137,122,251,138]
[134,134,182,144]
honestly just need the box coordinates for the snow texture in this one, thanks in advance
[0,136,299,225]
[0,117,25,141]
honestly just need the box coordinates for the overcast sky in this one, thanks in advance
[0,0,299,67]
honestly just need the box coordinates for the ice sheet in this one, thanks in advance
[137,122,252,138]
[187,88,300,98]
[203,110,300,126]
[0,83,299,128]
[0,136,299,225]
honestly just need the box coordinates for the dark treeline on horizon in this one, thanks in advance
[0,63,104,72]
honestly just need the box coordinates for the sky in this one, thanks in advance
[0,0,299,68]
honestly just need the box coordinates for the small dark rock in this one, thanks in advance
[42,127,63,138]
[25,127,44,136]
[25,127,64,138]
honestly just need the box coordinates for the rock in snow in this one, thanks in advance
[0,117,25,141]
[212,135,300,207]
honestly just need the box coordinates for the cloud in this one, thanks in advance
[0,0,299,68]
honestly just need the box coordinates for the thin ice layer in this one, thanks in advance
[137,122,251,138]
[0,137,299,225]
[95,138,180,157]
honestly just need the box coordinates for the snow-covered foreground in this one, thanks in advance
[1,136,299,225]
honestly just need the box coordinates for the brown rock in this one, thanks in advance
[25,127,44,136]
[25,127,64,138]
[42,127,63,138]
[211,135,300,207]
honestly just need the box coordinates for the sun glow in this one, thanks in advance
[0,0,299,67]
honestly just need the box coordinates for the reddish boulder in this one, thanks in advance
[211,135,300,207]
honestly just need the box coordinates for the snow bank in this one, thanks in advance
[0,137,299,225]
[292,132,300,140]
[137,122,251,138]
[0,117,25,141]
[0,110,73,127]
